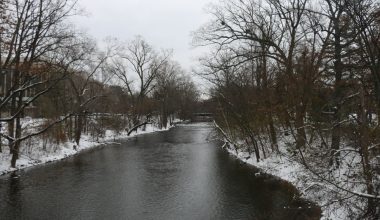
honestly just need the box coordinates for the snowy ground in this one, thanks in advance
[0,123,172,176]
[222,136,371,220]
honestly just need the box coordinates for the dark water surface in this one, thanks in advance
[0,123,320,220]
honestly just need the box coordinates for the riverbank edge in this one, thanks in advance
[0,125,175,177]
[221,145,343,220]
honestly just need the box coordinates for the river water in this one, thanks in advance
[0,123,320,220]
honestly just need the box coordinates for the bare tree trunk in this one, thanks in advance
[283,109,293,133]
[359,84,375,216]
[127,121,149,136]
[82,115,86,135]
[330,117,341,166]
[330,11,344,167]
[268,112,278,152]
[0,111,2,153]
[258,135,267,159]
[295,104,306,149]
[10,89,25,167]
[75,114,84,146]
[248,133,260,162]
[8,97,16,154]
[42,132,47,151]
[162,99,168,129]
[10,116,21,168]
[68,116,73,141]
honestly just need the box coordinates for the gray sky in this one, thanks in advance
[74,0,215,72]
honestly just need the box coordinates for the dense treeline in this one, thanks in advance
[194,0,380,218]
[0,1,198,168]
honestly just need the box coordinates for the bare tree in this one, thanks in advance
[194,0,312,159]
[110,36,171,125]
[194,0,380,218]
[0,0,98,167]
[65,37,112,146]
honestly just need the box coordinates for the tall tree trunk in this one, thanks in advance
[11,89,24,167]
[75,114,84,146]
[161,99,168,129]
[261,43,278,151]
[248,133,260,162]
[359,84,375,216]
[295,104,306,149]
[0,111,2,153]
[372,72,380,125]
[8,97,16,154]
[330,114,341,166]
[68,116,73,141]
[10,116,21,168]
[268,112,278,152]
[330,15,343,167]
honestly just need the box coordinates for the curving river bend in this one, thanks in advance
[0,123,321,220]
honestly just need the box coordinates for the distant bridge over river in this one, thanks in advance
[191,113,214,122]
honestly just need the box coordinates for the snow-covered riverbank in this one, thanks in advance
[0,124,172,176]
[223,141,363,220]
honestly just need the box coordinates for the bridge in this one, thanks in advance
[191,112,214,122]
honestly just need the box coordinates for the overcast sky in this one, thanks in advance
[74,0,215,73]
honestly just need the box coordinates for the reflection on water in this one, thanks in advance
[0,123,321,220]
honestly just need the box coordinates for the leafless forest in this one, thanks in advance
[0,1,198,168]
[1,0,380,219]
[194,0,380,218]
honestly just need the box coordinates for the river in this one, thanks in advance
[0,123,320,220]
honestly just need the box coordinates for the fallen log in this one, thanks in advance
[127,121,151,136]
